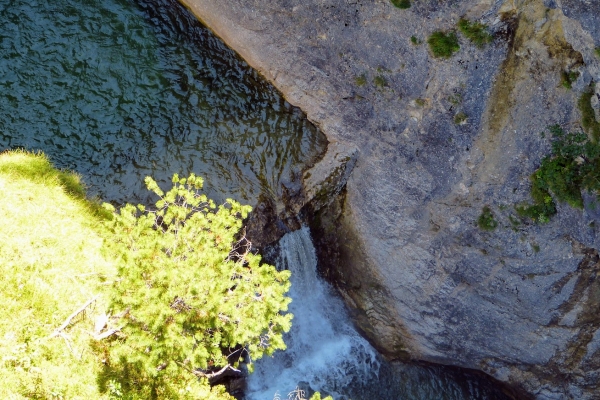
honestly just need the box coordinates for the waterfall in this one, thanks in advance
[246,226,380,399]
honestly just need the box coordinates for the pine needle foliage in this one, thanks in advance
[99,174,292,399]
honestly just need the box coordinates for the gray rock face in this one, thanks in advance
[179,0,600,397]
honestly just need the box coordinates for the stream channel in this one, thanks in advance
[0,0,514,398]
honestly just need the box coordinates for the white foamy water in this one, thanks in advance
[246,226,379,399]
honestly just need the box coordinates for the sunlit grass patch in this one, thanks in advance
[0,150,114,399]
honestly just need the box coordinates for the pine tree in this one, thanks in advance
[98,174,292,399]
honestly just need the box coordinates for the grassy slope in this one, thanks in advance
[0,150,114,399]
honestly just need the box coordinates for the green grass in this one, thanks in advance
[457,18,493,47]
[477,206,498,231]
[410,35,421,45]
[454,112,468,124]
[0,150,114,399]
[391,0,411,9]
[595,47,600,58]
[560,70,580,89]
[427,31,460,58]
[579,87,600,140]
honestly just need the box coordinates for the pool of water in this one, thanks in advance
[0,0,326,205]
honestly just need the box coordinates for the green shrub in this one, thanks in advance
[477,206,498,231]
[560,70,579,89]
[457,18,493,47]
[98,174,292,398]
[579,87,600,140]
[391,0,411,9]
[427,31,460,58]
[518,124,600,222]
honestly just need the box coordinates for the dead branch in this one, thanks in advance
[190,364,241,379]
[49,295,99,338]
[59,332,74,355]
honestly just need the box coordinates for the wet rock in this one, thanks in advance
[180,0,600,398]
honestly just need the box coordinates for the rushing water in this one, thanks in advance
[0,0,326,205]
[247,227,380,400]
[249,228,515,400]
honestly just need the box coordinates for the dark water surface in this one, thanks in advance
[0,0,326,205]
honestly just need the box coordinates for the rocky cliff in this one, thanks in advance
[178,0,600,398]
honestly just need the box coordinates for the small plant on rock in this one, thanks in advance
[560,70,580,89]
[427,31,460,58]
[579,87,600,140]
[454,112,468,125]
[355,74,367,86]
[374,75,387,88]
[516,124,600,223]
[457,18,493,47]
[391,0,411,9]
[478,206,498,231]
[448,92,463,105]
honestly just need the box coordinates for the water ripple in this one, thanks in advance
[0,0,326,205]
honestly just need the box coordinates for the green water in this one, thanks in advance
[0,0,326,205]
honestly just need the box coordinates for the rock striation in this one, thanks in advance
[178,0,600,398]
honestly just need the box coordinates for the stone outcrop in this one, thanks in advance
[178,0,600,398]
